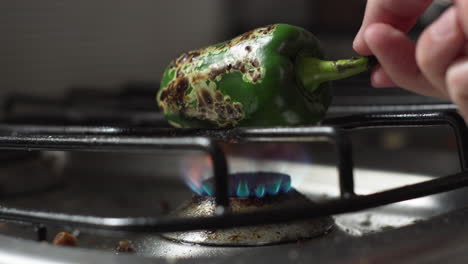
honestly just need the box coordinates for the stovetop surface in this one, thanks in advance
[0,151,466,263]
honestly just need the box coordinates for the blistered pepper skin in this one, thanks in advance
[157,24,370,128]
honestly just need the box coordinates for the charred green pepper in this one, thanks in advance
[157,24,373,128]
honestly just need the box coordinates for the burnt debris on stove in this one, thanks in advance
[166,171,316,246]
[163,189,333,246]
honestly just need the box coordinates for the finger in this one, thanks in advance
[447,57,468,120]
[371,66,397,87]
[364,23,448,98]
[354,0,433,55]
[456,0,468,36]
[416,7,465,93]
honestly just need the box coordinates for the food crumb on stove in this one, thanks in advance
[115,240,135,253]
[360,220,371,227]
[52,232,77,247]
[381,225,394,231]
[360,214,372,227]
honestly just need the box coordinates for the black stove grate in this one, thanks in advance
[0,110,466,241]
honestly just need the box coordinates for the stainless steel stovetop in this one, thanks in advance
[0,147,466,263]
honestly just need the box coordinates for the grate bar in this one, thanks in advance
[0,170,467,233]
[325,111,468,170]
[226,126,356,198]
[34,224,47,242]
[0,134,231,208]
[0,125,356,199]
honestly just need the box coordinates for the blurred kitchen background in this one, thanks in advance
[0,0,451,100]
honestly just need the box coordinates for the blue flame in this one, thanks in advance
[187,181,203,196]
[281,177,291,192]
[202,184,214,196]
[254,185,266,198]
[236,180,250,198]
[266,179,282,195]
[191,172,292,198]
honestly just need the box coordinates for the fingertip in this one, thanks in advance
[364,23,401,49]
[447,58,468,120]
[353,33,372,55]
[447,58,468,99]
[363,24,404,88]
[356,23,404,56]
[352,37,363,53]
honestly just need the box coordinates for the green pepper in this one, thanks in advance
[157,24,374,128]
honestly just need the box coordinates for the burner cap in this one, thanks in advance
[162,190,333,246]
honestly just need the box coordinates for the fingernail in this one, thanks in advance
[430,7,456,41]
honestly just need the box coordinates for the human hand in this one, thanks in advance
[353,0,468,120]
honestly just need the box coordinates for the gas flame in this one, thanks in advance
[224,142,313,189]
[180,153,213,196]
[188,171,292,198]
[181,142,310,198]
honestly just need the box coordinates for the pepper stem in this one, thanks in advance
[296,55,376,92]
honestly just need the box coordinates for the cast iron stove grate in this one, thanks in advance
[0,110,466,242]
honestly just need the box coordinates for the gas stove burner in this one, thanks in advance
[162,189,334,246]
[189,172,292,198]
